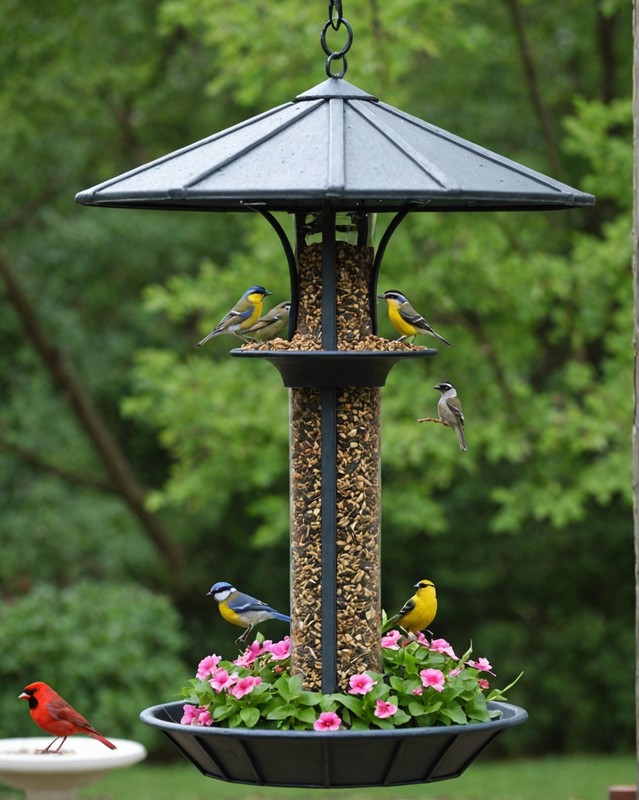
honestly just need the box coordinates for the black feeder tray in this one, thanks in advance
[141,701,527,789]
[231,348,438,387]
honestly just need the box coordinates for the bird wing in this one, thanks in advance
[230,592,270,613]
[46,696,94,731]
[246,310,282,332]
[212,307,249,334]
[383,596,416,630]
[446,397,465,424]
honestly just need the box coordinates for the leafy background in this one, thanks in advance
[0,0,632,755]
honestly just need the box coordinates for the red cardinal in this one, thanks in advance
[19,681,116,752]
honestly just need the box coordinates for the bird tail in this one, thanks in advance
[382,614,399,633]
[271,611,291,623]
[457,426,468,452]
[433,330,452,347]
[194,330,219,348]
[90,731,117,750]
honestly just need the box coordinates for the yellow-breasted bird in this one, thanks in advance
[207,581,291,644]
[378,289,451,347]
[243,300,291,342]
[195,285,272,347]
[434,381,467,452]
[383,579,437,634]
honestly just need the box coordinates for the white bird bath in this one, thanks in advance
[0,737,147,800]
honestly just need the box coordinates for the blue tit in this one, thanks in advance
[434,381,467,452]
[378,289,451,347]
[243,300,291,342]
[195,286,272,347]
[206,581,291,644]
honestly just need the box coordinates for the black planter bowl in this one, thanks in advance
[140,700,527,788]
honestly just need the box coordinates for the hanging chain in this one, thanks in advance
[321,0,353,78]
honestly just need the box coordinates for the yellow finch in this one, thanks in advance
[243,300,291,342]
[195,285,271,347]
[378,289,451,346]
[383,579,437,634]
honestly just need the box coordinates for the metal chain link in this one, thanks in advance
[321,1,353,78]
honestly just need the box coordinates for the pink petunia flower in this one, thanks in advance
[228,675,262,699]
[415,632,430,646]
[348,673,377,695]
[313,711,342,731]
[266,637,291,661]
[429,638,458,660]
[234,641,265,667]
[478,678,490,690]
[196,654,222,680]
[181,704,212,726]
[374,699,398,719]
[420,668,445,692]
[381,630,402,649]
[449,668,462,678]
[412,686,423,696]
[210,669,238,693]
[468,657,495,676]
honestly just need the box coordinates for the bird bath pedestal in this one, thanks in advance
[0,738,146,800]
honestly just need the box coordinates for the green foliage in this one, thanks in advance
[0,582,186,749]
[0,0,633,757]
[181,634,520,731]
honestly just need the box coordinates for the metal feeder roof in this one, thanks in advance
[76,77,595,213]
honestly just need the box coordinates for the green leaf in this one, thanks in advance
[240,706,260,727]
[440,705,468,725]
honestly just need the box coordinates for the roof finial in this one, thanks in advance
[321,0,353,79]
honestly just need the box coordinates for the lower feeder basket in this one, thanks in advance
[140,700,527,788]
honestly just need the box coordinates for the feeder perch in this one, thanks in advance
[76,0,591,786]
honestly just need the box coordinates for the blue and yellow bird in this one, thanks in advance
[206,581,291,644]
[378,289,451,347]
[243,300,291,342]
[195,286,272,347]
[382,579,438,634]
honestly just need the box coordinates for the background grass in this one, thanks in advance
[53,754,636,800]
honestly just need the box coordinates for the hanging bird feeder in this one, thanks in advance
[77,0,592,788]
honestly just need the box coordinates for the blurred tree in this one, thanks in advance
[0,0,632,754]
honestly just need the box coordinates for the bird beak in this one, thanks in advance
[433,384,442,390]
[265,290,273,296]
[377,294,385,300]
[18,692,28,700]
[205,590,213,596]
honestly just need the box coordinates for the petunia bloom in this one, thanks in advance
[478,678,490,690]
[266,637,291,661]
[196,654,222,680]
[429,638,458,660]
[181,704,212,726]
[228,675,262,699]
[313,711,342,731]
[348,673,377,695]
[420,668,445,692]
[468,657,495,675]
[374,699,398,719]
[234,641,265,667]
[381,630,402,649]
[210,668,238,693]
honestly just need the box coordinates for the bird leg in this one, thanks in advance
[417,417,449,426]
[235,625,253,645]
[40,736,66,754]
